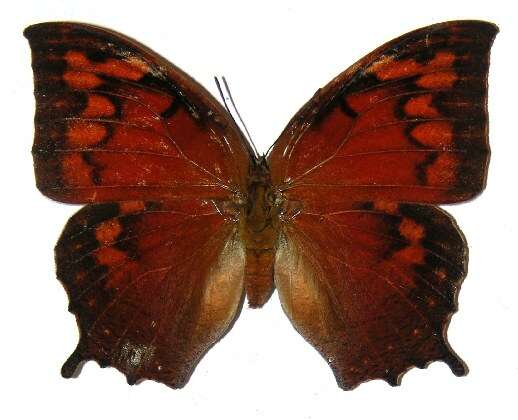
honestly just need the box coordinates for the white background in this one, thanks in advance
[1,0,516,418]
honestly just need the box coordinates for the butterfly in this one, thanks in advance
[24,20,497,390]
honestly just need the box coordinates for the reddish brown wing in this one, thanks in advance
[25,22,251,387]
[268,21,497,389]
[57,199,244,387]
[276,203,466,389]
[269,20,497,205]
[25,22,252,203]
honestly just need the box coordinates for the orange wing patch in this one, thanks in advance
[416,71,458,89]
[67,121,108,146]
[64,50,149,81]
[403,94,440,118]
[63,71,103,89]
[95,219,123,244]
[82,94,116,117]
[410,121,454,147]
[369,50,456,81]
[426,153,459,185]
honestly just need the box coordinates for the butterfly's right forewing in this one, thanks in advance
[269,21,497,204]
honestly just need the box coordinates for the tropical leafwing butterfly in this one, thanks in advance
[24,20,497,390]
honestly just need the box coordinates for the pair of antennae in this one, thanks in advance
[214,76,259,158]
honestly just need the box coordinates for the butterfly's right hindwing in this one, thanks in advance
[275,202,467,389]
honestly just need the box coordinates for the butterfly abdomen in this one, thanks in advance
[241,160,280,308]
[244,248,276,308]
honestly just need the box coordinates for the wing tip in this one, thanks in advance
[23,21,95,38]
[424,19,499,39]
[23,23,40,40]
[23,22,64,41]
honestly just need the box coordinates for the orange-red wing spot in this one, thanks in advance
[96,246,127,265]
[416,71,458,89]
[404,94,440,118]
[67,121,107,146]
[370,51,456,81]
[374,200,399,214]
[61,154,94,186]
[411,121,453,147]
[370,56,422,81]
[120,200,146,214]
[426,154,458,185]
[393,245,426,265]
[94,57,148,80]
[64,50,91,67]
[399,218,425,242]
[95,219,123,244]
[63,71,103,89]
[64,50,149,81]
[82,94,116,117]
[429,51,457,68]
[435,268,448,282]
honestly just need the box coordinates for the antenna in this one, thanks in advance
[214,76,259,158]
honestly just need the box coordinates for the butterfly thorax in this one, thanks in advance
[240,158,280,307]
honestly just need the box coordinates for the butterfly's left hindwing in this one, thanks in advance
[25,22,252,387]
[57,200,244,387]
[269,21,497,389]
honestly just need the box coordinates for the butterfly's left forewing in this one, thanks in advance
[268,20,497,389]
[25,22,252,387]
[25,22,252,203]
